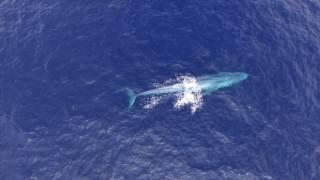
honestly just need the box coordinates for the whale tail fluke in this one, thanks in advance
[126,88,137,109]
[115,88,137,109]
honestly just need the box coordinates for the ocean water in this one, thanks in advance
[1,0,320,179]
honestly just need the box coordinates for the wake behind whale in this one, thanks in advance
[121,72,248,113]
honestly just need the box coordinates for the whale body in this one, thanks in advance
[123,72,248,108]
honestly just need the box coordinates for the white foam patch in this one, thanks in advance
[143,75,203,113]
[173,76,203,114]
[143,96,162,109]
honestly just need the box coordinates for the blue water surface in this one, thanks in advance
[1,0,320,179]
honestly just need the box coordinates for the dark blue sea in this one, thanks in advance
[1,1,320,179]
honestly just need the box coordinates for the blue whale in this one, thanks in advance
[124,72,248,108]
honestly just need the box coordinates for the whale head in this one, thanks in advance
[198,72,248,91]
[214,72,248,87]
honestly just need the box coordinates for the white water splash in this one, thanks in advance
[143,96,162,109]
[143,75,203,113]
[173,75,203,114]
